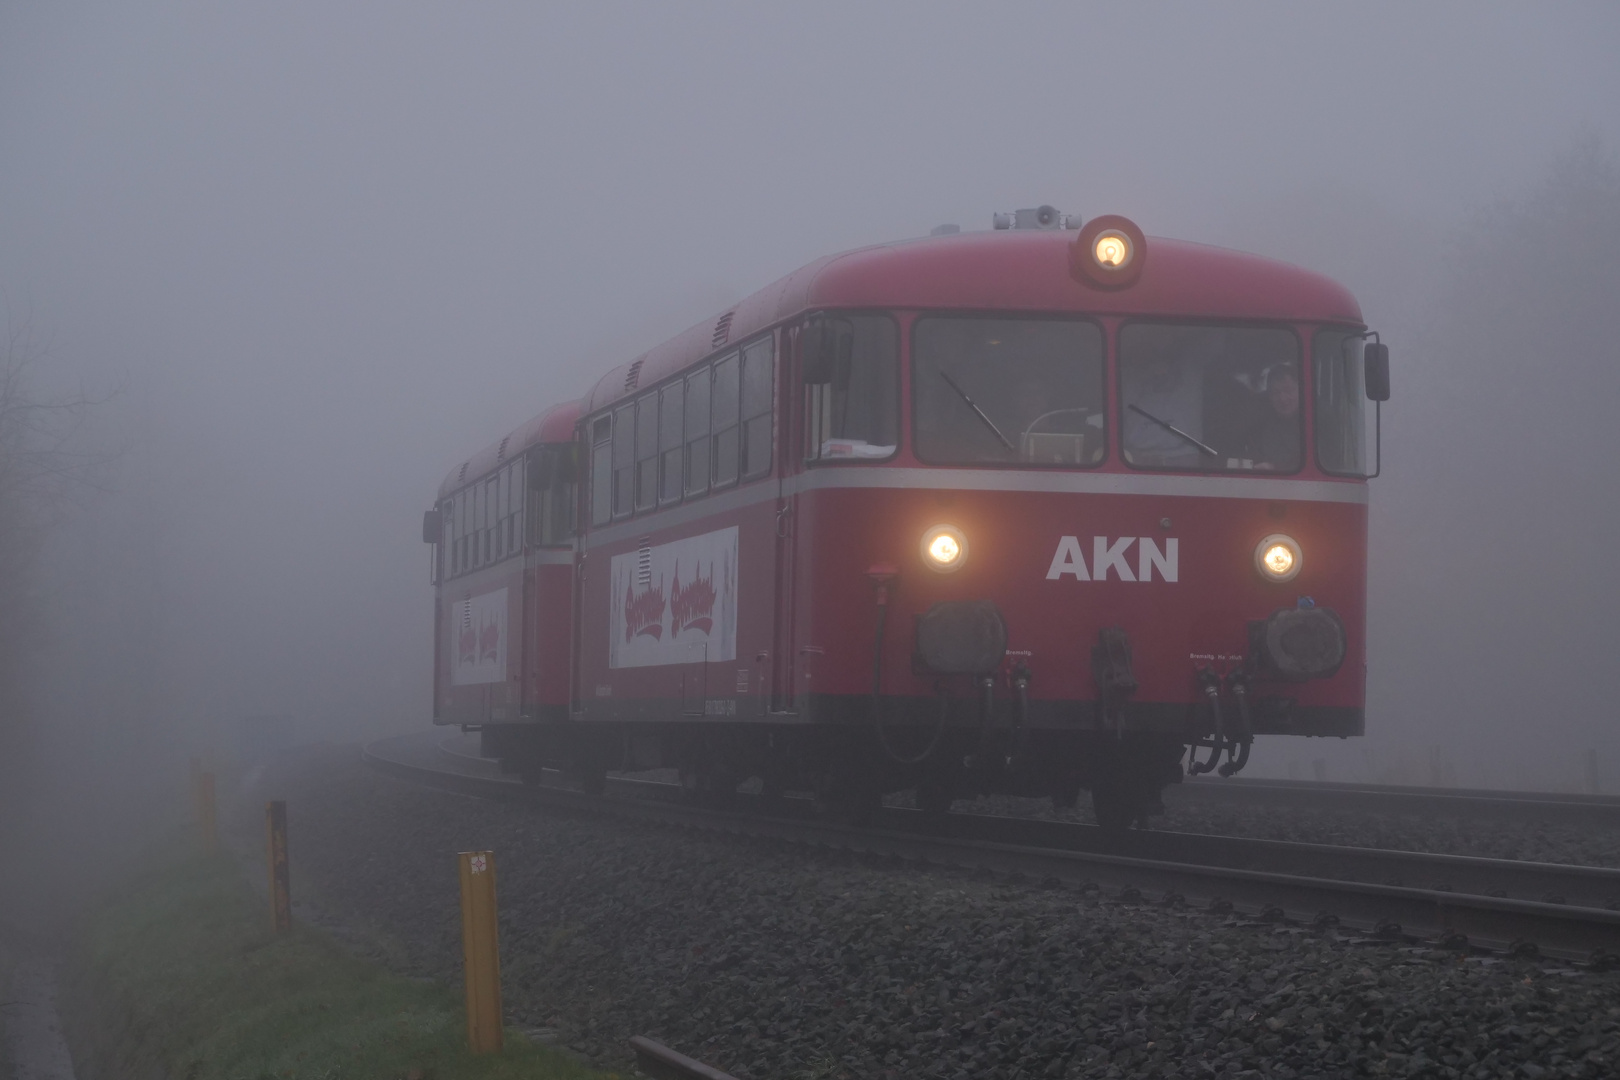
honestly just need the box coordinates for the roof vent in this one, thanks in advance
[457,462,469,483]
[930,224,960,237]
[712,311,735,349]
[992,205,1082,231]
[497,436,509,461]
[624,359,644,391]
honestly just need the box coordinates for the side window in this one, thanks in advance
[711,352,740,487]
[548,446,578,543]
[484,476,497,564]
[684,367,711,498]
[446,494,458,577]
[741,336,774,479]
[454,491,466,573]
[659,382,683,505]
[493,470,505,560]
[590,415,613,527]
[461,490,471,572]
[612,404,635,519]
[635,393,658,513]
[804,315,900,462]
[472,483,484,567]
[508,459,523,554]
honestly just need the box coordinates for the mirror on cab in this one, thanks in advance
[801,315,854,387]
[1364,341,1391,402]
[421,508,440,545]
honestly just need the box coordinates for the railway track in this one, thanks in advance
[365,731,1620,964]
[1171,774,1620,827]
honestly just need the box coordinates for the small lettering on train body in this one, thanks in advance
[1045,536,1178,582]
[705,699,737,716]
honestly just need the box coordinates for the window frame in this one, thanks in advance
[589,415,613,527]
[909,312,1109,470]
[1115,317,1306,476]
[659,380,684,506]
[683,366,711,499]
[572,330,780,529]
[740,335,774,481]
[710,350,742,490]
[802,311,902,467]
[1311,323,1372,479]
[611,404,636,520]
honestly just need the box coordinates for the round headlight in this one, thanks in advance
[920,524,968,573]
[1254,533,1302,583]
[1093,230,1133,269]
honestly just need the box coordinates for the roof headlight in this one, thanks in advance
[1093,230,1133,269]
[1069,214,1147,288]
[921,524,968,574]
[1254,534,1302,583]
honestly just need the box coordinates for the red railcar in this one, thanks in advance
[426,211,1389,825]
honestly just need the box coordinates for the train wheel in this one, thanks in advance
[1090,784,1138,829]
[755,769,789,815]
[575,766,607,797]
[916,775,956,816]
[680,767,739,810]
[814,769,880,827]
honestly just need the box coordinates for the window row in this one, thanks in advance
[589,335,774,526]
[439,445,580,580]
[444,458,526,578]
[807,313,1370,477]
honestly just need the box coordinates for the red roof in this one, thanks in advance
[437,399,580,500]
[582,229,1362,415]
[438,227,1363,499]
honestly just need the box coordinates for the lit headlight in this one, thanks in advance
[1093,230,1133,269]
[1254,534,1302,583]
[920,524,968,573]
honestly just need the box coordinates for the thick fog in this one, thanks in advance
[3,4,1619,874]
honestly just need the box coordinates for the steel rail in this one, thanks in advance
[364,734,1620,963]
[1172,775,1620,827]
[629,1035,739,1080]
[893,809,1620,910]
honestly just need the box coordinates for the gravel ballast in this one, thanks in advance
[242,746,1620,1079]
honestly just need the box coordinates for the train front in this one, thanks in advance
[790,217,1389,826]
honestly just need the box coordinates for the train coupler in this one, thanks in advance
[1187,668,1254,778]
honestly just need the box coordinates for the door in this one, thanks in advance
[769,325,803,714]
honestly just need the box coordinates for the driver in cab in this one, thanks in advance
[1245,364,1302,471]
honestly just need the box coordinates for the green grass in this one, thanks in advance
[71,838,612,1080]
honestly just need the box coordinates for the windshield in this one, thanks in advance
[913,317,1105,466]
[1120,323,1301,472]
[1313,326,1369,476]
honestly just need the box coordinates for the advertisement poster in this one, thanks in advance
[609,526,738,669]
[451,587,508,685]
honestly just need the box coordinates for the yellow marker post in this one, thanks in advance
[196,770,218,854]
[265,800,291,932]
[458,851,503,1053]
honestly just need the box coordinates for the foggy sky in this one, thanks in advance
[2,3,1619,793]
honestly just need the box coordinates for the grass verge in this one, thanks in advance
[65,837,611,1080]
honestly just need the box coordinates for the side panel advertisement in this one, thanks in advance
[451,587,508,685]
[609,526,738,669]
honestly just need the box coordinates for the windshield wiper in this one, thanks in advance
[1127,404,1219,458]
[939,372,1015,453]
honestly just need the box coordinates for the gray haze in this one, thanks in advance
[2,3,1619,869]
